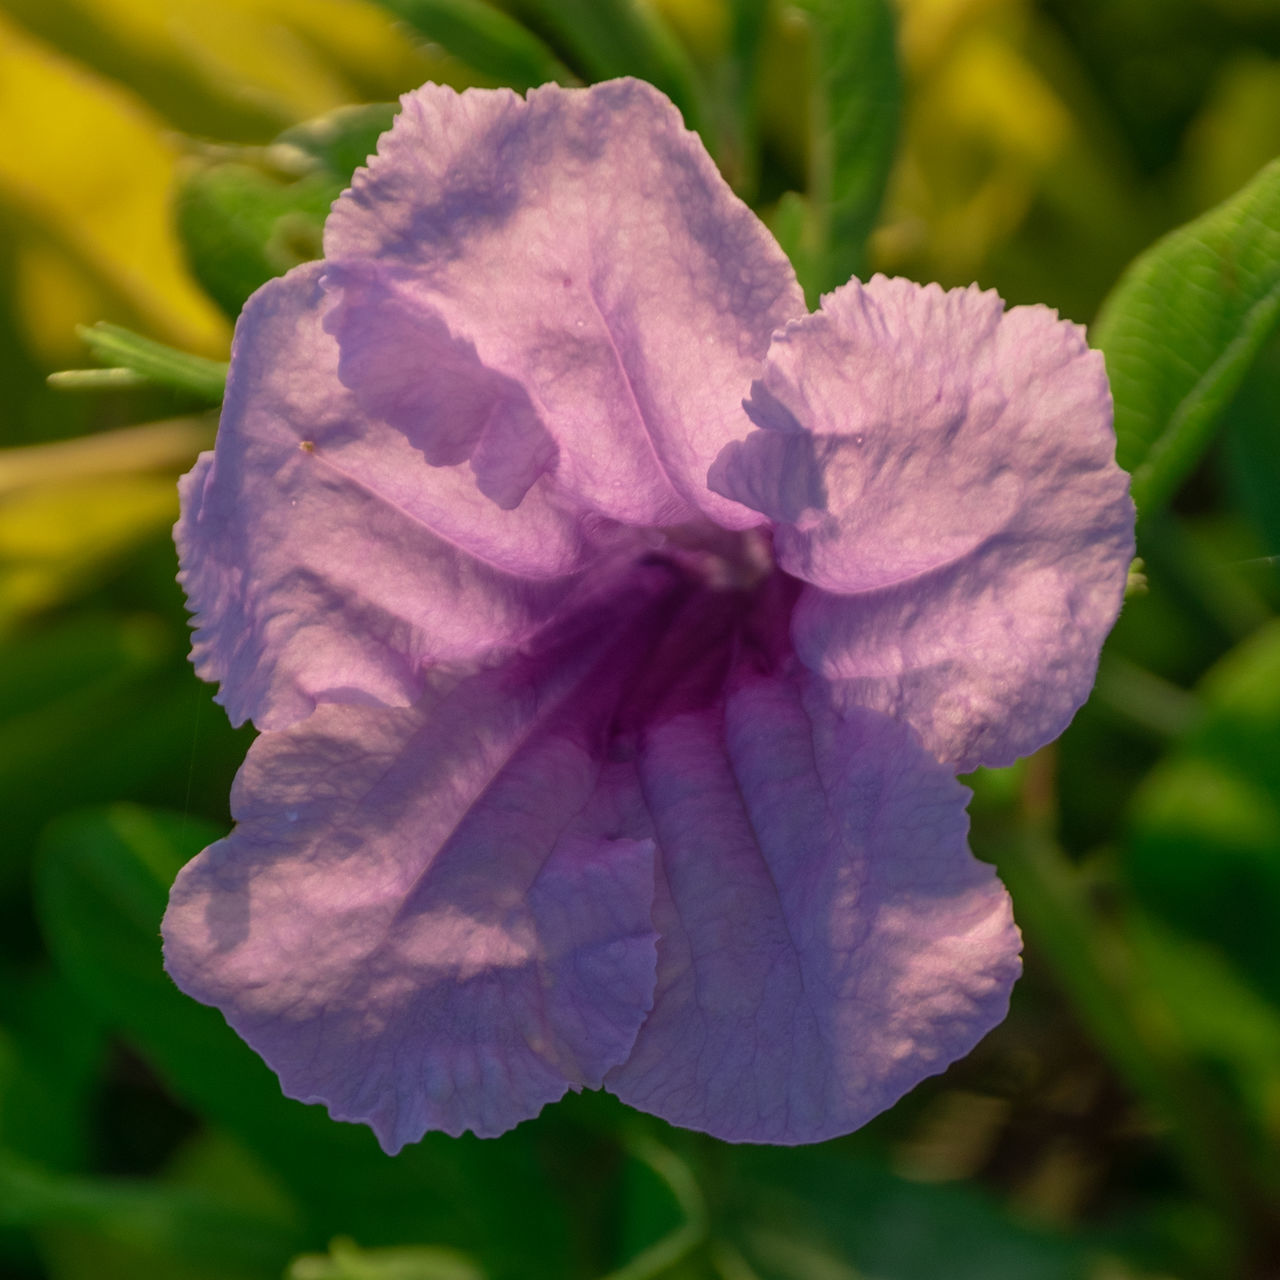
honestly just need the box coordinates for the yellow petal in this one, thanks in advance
[63,0,436,122]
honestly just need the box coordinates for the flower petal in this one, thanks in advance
[325,78,804,529]
[606,673,1021,1144]
[178,262,630,731]
[321,259,558,511]
[162,573,682,1152]
[710,275,1135,770]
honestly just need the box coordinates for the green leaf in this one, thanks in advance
[36,808,223,1011]
[63,323,228,402]
[1092,156,1280,518]
[514,0,710,144]
[176,104,398,319]
[1222,328,1280,563]
[34,806,574,1280]
[175,158,338,318]
[694,0,771,197]
[44,367,153,392]
[273,104,402,186]
[727,0,770,80]
[1126,618,1280,1006]
[764,191,817,298]
[605,1137,1112,1280]
[0,617,242,878]
[721,1149,1090,1280]
[1126,913,1280,1156]
[374,0,570,88]
[790,0,900,300]
[0,1144,299,1278]
[0,972,102,1170]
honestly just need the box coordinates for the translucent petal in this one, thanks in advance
[606,674,1021,1143]
[163,575,681,1151]
[177,263,629,730]
[326,78,804,528]
[711,276,1135,769]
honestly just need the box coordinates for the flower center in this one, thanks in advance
[646,522,776,593]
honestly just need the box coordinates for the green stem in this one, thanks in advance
[598,1136,709,1280]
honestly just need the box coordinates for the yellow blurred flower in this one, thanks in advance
[0,0,437,363]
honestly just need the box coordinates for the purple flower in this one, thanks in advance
[164,78,1135,1153]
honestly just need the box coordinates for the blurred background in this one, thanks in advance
[2,1,1280,1278]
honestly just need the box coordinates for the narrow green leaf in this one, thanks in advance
[1092,156,1280,519]
[792,0,900,299]
[727,0,770,77]
[0,1144,299,1275]
[700,0,771,197]
[515,0,711,144]
[46,368,150,392]
[71,323,228,403]
[375,0,570,88]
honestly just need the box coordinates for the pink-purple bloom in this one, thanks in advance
[164,78,1135,1154]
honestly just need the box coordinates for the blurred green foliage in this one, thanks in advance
[176,104,401,319]
[2,1,1280,1278]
